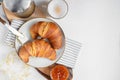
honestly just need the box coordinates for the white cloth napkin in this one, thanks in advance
[0,5,8,45]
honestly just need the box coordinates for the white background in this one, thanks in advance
[55,0,120,80]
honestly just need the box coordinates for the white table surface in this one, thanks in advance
[60,0,120,80]
[0,0,120,80]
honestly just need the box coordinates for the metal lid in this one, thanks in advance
[3,0,32,13]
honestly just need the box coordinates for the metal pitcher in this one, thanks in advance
[3,0,35,18]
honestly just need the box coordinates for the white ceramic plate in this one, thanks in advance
[15,18,65,68]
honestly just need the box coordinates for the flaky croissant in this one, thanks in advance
[30,22,63,49]
[19,39,56,63]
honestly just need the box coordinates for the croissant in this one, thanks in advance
[19,39,56,63]
[30,22,63,49]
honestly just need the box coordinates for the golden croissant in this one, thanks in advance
[30,22,63,49]
[19,39,56,63]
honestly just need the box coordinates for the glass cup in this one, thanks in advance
[47,0,68,19]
